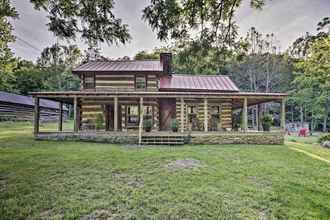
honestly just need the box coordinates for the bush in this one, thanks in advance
[318,134,330,143]
[143,119,153,132]
[261,114,273,131]
[171,118,178,132]
[95,113,104,130]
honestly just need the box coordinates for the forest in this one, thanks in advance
[0,0,329,132]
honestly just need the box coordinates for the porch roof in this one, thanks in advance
[30,90,287,109]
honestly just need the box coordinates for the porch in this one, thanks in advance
[30,91,287,145]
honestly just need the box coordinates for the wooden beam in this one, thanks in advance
[34,97,40,137]
[114,96,118,131]
[180,97,184,133]
[281,98,286,130]
[204,98,208,132]
[58,102,63,131]
[242,98,248,132]
[138,97,144,145]
[73,96,78,133]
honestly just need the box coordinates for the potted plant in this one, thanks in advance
[143,119,152,132]
[171,118,178,132]
[95,113,104,130]
[261,114,273,131]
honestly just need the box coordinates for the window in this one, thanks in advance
[127,105,139,126]
[211,106,221,115]
[135,75,146,89]
[83,73,95,89]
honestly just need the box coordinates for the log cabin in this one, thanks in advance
[31,53,287,145]
[0,91,68,122]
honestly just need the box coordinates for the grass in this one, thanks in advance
[0,122,330,219]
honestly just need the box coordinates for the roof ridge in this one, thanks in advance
[88,60,160,63]
[172,74,229,77]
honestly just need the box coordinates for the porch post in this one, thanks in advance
[58,102,63,132]
[73,96,78,133]
[204,98,208,132]
[242,97,248,132]
[180,97,185,133]
[138,97,144,145]
[34,97,40,137]
[114,96,118,131]
[281,98,286,131]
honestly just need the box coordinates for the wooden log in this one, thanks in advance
[180,97,184,133]
[242,98,248,132]
[73,97,78,133]
[114,96,118,131]
[34,97,40,136]
[204,98,208,132]
[281,99,286,130]
[138,97,144,145]
[58,102,63,131]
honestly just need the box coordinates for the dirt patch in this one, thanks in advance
[40,209,64,220]
[165,159,203,171]
[111,172,144,188]
[80,209,113,220]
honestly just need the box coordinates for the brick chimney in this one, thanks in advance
[160,53,172,74]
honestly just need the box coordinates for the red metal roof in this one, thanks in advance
[73,60,163,73]
[160,74,240,92]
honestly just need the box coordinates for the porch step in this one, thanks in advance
[141,135,185,145]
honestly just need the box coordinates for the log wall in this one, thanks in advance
[0,102,68,122]
[91,73,158,91]
[175,99,232,131]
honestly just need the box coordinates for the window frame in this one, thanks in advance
[135,74,147,90]
[83,73,95,90]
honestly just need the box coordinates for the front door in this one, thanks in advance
[159,98,176,130]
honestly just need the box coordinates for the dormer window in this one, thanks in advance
[135,75,146,89]
[83,73,95,89]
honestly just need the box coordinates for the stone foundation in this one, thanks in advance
[36,132,138,144]
[36,131,284,145]
[190,132,284,145]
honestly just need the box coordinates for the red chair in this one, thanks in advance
[298,128,308,137]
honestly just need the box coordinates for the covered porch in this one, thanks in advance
[31,91,287,145]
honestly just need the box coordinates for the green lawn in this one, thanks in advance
[1,122,330,219]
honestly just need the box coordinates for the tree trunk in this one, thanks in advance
[323,114,328,132]
[300,106,304,125]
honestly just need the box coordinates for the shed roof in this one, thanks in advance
[0,91,67,110]
[159,74,240,92]
[73,60,163,73]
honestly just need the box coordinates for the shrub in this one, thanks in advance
[171,118,178,132]
[143,119,153,132]
[95,113,104,130]
[318,134,330,143]
[261,114,273,131]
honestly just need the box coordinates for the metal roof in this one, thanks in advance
[73,60,163,73]
[0,91,67,110]
[159,74,240,92]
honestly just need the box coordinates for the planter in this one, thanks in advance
[262,124,271,132]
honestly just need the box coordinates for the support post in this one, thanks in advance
[281,98,286,131]
[242,97,248,132]
[58,102,63,132]
[180,97,184,133]
[73,96,78,133]
[114,96,118,131]
[204,98,208,132]
[138,97,144,145]
[34,97,40,137]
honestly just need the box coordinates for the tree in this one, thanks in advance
[142,0,266,73]
[29,0,130,45]
[292,36,330,132]
[0,0,18,92]
[37,44,83,91]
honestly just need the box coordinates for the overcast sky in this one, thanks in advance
[9,0,329,62]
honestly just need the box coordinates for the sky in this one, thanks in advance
[9,0,330,62]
